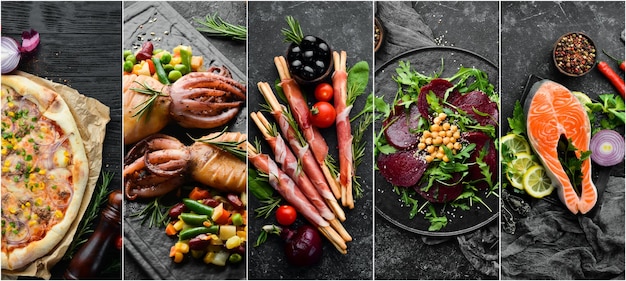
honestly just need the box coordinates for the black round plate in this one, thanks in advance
[375,46,499,236]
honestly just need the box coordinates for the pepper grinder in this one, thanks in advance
[64,189,122,280]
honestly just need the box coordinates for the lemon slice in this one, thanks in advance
[501,134,531,156]
[523,165,554,198]
[572,91,593,112]
[506,153,535,189]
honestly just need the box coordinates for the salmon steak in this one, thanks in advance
[524,80,597,214]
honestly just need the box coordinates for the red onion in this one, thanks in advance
[1,36,21,74]
[20,29,40,53]
[590,129,625,167]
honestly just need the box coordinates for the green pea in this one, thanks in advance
[174,64,188,75]
[231,213,243,226]
[228,253,242,263]
[123,50,132,58]
[168,70,182,82]
[152,48,164,55]
[123,60,134,73]
[160,52,172,64]
[125,54,136,65]
[163,64,175,73]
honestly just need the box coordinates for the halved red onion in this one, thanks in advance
[1,36,21,74]
[590,129,625,167]
[5,221,30,245]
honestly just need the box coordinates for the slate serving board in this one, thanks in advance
[122,2,246,280]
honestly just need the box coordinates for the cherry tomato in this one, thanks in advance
[116,235,123,250]
[310,101,336,128]
[314,82,334,102]
[276,205,297,226]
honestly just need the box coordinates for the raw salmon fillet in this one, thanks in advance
[524,80,597,214]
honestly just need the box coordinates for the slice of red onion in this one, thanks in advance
[20,29,40,53]
[590,129,625,167]
[1,36,21,74]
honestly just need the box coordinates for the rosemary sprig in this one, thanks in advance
[130,81,168,121]
[64,171,114,260]
[130,197,170,228]
[351,111,373,199]
[195,13,247,41]
[190,127,246,161]
[281,16,304,44]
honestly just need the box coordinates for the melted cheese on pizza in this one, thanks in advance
[1,86,74,252]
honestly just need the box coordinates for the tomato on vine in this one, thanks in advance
[310,101,336,128]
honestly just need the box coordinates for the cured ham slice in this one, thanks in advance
[332,51,354,208]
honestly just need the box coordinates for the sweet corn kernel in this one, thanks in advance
[7,102,14,108]
[38,169,46,175]
[29,220,37,226]
[174,251,184,263]
[1,148,7,155]
[2,167,9,173]
[54,210,64,218]
[225,236,242,249]
[173,220,185,231]
[25,202,31,207]
[8,206,16,214]
[8,111,15,117]
[203,252,216,264]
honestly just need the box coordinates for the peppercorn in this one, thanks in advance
[554,33,596,75]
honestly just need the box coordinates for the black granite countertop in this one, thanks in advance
[374,2,499,280]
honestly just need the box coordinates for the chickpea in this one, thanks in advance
[431,124,440,132]
[446,130,453,137]
[423,131,432,139]
[438,146,445,153]
[439,112,447,119]
[443,137,450,145]
[450,125,458,132]
[438,131,446,137]
[442,122,451,131]
[442,155,450,162]
[418,143,426,150]
[436,152,444,159]
[425,138,433,145]
[433,136,442,145]
[425,155,434,163]
[450,136,457,143]
[447,143,454,150]
[427,145,435,154]
[433,117,441,125]
[454,142,462,150]
[453,131,461,139]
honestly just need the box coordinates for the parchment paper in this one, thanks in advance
[1,71,110,279]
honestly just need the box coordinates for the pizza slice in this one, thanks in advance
[1,75,89,270]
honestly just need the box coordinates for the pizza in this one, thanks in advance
[1,75,89,270]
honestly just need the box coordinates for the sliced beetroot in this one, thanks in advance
[417,79,459,119]
[463,131,497,190]
[377,149,428,187]
[451,91,498,127]
[413,172,464,203]
[382,104,421,149]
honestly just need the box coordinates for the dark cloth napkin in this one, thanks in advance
[502,176,625,280]
[376,1,498,277]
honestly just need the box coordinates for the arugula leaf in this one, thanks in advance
[508,101,526,135]
[425,205,447,231]
[248,169,282,218]
[557,137,591,195]
[476,146,494,188]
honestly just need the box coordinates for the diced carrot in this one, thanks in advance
[189,187,211,200]
[191,56,204,72]
[146,59,156,75]
[169,245,177,257]
[165,223,177,236]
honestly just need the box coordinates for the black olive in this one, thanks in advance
[302,35,317,48]
[315,60,325,69]
[291,59,303,71]
[303,66,315,79]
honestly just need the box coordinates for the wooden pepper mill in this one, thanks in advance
[64,189,122,279]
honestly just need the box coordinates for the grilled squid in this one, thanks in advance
[123,132,246,200]
[123,66,246,145]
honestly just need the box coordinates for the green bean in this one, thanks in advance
[182,198,214,217]
[180,213,209,226]
[179,226,219,240]
[152,57,171,85]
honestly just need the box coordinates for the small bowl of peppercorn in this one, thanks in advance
[375,17,384,52]
[553,32,597,77]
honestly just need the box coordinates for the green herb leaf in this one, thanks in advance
[425,205,447,231]
[508,100,526,135]
[347,61,370,106]
[195,13,247,41]
[130,81,169,121]
[281,16,304,44]
[189,128,246,161]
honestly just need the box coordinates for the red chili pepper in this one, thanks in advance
[597,61,625,98]
[602,49,625,71]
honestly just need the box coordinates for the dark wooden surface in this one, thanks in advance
[1,1,122,279]
[374,2,499,280]
[247,1,374,280]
